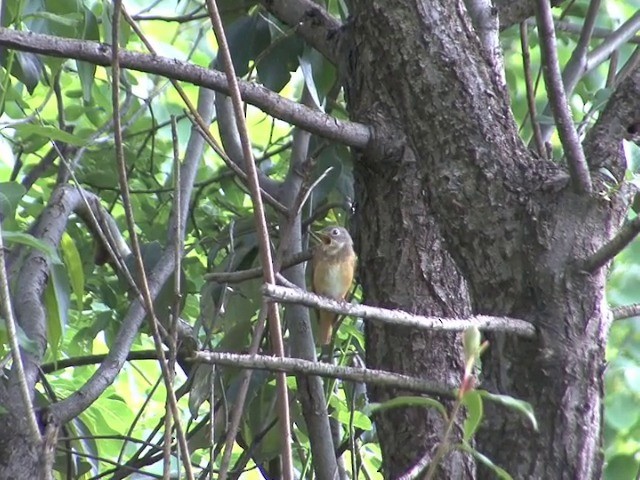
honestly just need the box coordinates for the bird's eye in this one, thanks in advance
[332,228,340,236]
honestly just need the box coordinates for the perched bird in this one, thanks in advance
[312,226,357,345]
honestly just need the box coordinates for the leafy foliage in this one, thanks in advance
[0,0,639,478]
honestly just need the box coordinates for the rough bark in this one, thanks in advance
[344,1,628,478]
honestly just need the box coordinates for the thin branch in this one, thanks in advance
[612,304,640,321]
[119,8,285,213]
[204,249,312,283]
[204,1,293,479]
[524,18,640,44]
[587,11,640,72]
[558,0,601,104]
[110,4,193,478]
[579,216,640,272]
[520,23,546,158]
[264,285,536,337]
[0,224,41,444]
[191,351,456,397]
[0,28,371,149]
[534,0,592,194]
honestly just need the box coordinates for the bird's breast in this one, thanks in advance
[314,259,353,299]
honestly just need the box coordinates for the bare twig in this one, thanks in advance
[119,8,286,214]
[205,249,312,283]
[612,304,640,321]
[0,28,372,149]
[110,3,193,478]
[204,1,293,479]
[579,216,640,272]
[534,0,592,194]
[191,351,456,397]
[524,18,640,44]
[520,23,546,158]
[558,0,601,104]
[264,285,536,337]
[0,224,41,444]
[587,11,640,73]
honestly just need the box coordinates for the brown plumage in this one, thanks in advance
[312,226,356,345]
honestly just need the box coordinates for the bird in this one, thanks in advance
[311,226,357,345]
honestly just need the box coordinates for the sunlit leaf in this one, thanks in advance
[462,390,483,441]
[368,396,448,420]
[479,390,538,431]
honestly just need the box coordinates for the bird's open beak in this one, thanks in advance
[311,230,331,245]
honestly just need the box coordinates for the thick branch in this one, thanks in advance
[191,351,456,397]
[496,0,563,30]
[0,28,371,149]
[583,67,640,177]
[535,0,592,194]
[258,0,343,65]
[263,285,536,337]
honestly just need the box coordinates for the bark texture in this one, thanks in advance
[344,1,628,478]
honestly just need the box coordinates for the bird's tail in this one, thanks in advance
[317,310,335,345]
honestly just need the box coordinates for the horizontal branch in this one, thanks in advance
[612,303,640,321]
[0,28,371,149]
[263,284,536,338]
[191,351,456,397]
[579,215,640,272]
[204,250,312,283]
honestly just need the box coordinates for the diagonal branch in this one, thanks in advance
[191,351,457,397]
[258,0,343,65]
[587,11,640,73]
[579,215,640,273]
[264,284,536,337]
[0,28,371,149]
[204,1,293,478]
[534,0,592,194]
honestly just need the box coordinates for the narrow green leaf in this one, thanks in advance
[461,390,483,441]
[0,182,26,224]
[60,233,84,311]
[12,123,86,146]
[2,231,62,264]
[368,395,448,420]
[462,326,481,365]
[22,11,82,27]
[479,390,538,431]
[457,442,513,480]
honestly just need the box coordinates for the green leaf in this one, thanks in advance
[463,326,481,365]
[462,390,483,441]
[12,123,87,146]
[479,390,538,431]
[368,395,448,420]
[334,407,373,431]
[2,231,62,264]
[0,182,26,224]
[60,233,84,312]
[457,442,513,480]
[604,454,640,480]
[22,11,82,28]
[44,263,70,360]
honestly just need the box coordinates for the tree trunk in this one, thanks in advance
[344,1,627,478]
